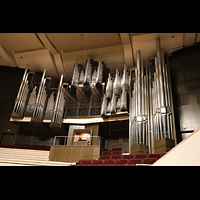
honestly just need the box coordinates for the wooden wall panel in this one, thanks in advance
[49,145,100,162]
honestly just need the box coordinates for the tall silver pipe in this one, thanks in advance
[137,50,142,117]
[156,38,165,108]
[51,75,64,125]
[32,69,46,118]
[13,64,29,115]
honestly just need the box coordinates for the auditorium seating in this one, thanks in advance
[71,148,166,166]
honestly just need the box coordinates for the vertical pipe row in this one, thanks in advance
[152,37,174,141]
[130,50,149,147]
[129,37,175,152]
[12,64,30,116]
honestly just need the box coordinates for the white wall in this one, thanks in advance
[152,127,200,166]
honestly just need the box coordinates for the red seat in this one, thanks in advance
[112,151,122,155]
[92,160,104,166]
[111,155,122,159]
[143,158,157,164]
[103,159,116,166]
[135,154,147,159]
[99,155,111,160]
[123,155,134,159]
[129,159,142,166]
[116,159,129,166]
[148,154,160,159]
[80,160,93,166]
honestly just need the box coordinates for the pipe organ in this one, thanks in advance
[11,40,176,153]
[129,37,176,154]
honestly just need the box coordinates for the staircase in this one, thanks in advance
[0,147,74,166]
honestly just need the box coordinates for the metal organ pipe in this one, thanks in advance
[79,70,84,84]
[120,87,127,111]
[100,94,107,116]
[51,75,65,126]
[113,69,121,96]
[71,59,79,87]
[84,54,92,85]
[137,50,142,118]
[105,73,113,99]
[32,69,47,120]
[151,37,174,141]
[110,93,117,114]
[44,92,55,119]
[96,57,103,84]
[12,64,30,117]
[91,69,97,85]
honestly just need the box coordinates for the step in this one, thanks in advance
[0,147,50,154]
[0,157,72,166]
[0,147,72,166]
[0,154,49,162]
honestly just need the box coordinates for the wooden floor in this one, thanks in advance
[0,147,74,166]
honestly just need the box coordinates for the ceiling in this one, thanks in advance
[0,33,199,83]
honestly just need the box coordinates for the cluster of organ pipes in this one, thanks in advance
[11,54,105,125]
[101,64,129,116]
[12,65,30,116]
[32,69,47,120]
[11,66,66,127]
[71,54,103,87]
[152,38,174,141]
[130,37,175,149]
[51,75,65,125]
[130,50,149,146]
[26,86,37,113]
[44,92,54,119]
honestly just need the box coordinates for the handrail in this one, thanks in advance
[52,135,107,147]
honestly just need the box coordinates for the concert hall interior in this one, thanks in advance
[1,33,200,166]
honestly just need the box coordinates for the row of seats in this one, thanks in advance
[99,153,164,160]
[0,144,50,151]
[71,148,165,166]
[73,158,157,166]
